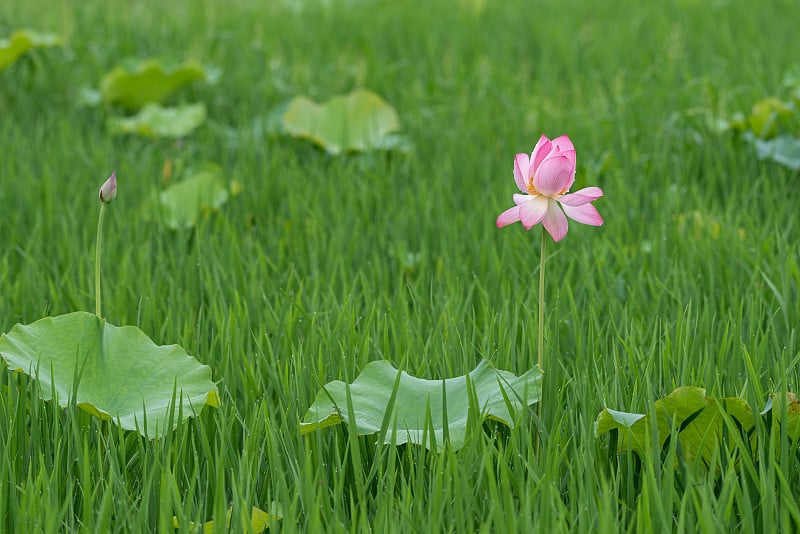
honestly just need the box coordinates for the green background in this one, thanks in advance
[1,0,799,531]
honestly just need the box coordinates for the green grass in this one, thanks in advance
[1,0,800,531]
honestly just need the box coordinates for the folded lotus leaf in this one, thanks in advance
[747,97,793,139]
[302,359,541,450]
[595,386,772,467]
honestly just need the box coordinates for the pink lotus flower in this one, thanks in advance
[99,171,117,203]
[496,135,603,242]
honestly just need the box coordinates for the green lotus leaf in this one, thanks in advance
[158,169,229,230]
[750,134,800,171]
[301,360,542,450]
[596,386,760,466]
[0,29,60,71]
[109,103,206,138]
[0,311,219,438]
[747,97,794,139]
[100,58,217,109]
[173,504,283,533]
[760,392,800,437]
[281,89,404,154]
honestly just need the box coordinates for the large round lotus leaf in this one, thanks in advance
[100,58,217,110]
[301,360,541,450]
[0,29,59,71]
[0,311,219,438]
[109,103,206,138]
[157,170,229,230]
[281,89,403,154]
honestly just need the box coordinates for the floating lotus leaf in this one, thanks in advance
[100,58,217,109]
[109,103,206,138]
[173,504,282,533]
[301,360,542,450]
[596,386,800,468]
[0,29,59,71]
[0,311,219,438]
[281,89,405,154]
[157,169,229,229]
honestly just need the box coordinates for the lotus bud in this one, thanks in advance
[99,171,117,203]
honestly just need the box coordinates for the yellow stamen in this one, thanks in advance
[527,177,570,197]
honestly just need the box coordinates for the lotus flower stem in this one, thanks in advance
[538,226,545,373]
[95,171,117,318]
[95,203,106,318]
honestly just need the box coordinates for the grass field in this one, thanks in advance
[2,0,800,531]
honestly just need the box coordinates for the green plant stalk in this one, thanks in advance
[95,202,106,318]
[537,226,546,446]
[538,225,546,373]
